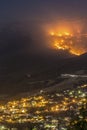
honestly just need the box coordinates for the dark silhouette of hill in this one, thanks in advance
[0,52,87,95]
[0,25,87,95]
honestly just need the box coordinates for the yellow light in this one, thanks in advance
[50,31,86,56]
[57,46,62,50]
[58,33,62,37]
[64,32,70,36]
[72,99,76,103]
[21,109,26,113]
[50,32,55,36]
[61,40,64,43]
[70,49,82,56]
[82,98,86,102]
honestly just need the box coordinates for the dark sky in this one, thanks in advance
[0,0,87,57]
[0,0,87,23]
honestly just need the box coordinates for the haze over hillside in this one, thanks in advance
[0,25,87,95]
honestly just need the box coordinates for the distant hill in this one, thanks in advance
[0,52,87,95]
[0,25,87,95]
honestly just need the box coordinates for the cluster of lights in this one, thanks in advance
[50,31,87,56]
[0,82,87,129]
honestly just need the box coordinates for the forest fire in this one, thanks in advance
[50,31,86,56]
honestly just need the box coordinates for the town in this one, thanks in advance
[0,78,87,130]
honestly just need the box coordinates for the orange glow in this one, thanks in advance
[57,33,63,37]
[64,32,70,36]
[50,32,55,36]
[70,49,84,56]
[49,31,87,56]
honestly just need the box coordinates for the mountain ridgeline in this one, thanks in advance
[0,25,87,94]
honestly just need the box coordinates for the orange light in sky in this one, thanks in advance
[50,32,55,36]
[49,31,87,56]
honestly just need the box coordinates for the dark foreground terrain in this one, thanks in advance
[0,73,87,130]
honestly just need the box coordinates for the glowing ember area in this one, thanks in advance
[50,31,87,56]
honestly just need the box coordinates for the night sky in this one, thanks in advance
[1,0,87,23]
[0,0,87,60]
[0,0,87,54]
